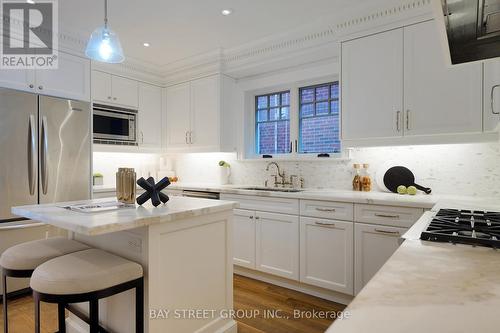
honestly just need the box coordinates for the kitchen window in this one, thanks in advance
[251,80,340,159]
[255,91,291,155]
[299,82,340,154]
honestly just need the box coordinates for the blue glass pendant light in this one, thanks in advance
[85,0,124,63]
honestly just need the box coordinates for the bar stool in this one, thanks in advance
[0,237,90,333]
[30,248,144,333]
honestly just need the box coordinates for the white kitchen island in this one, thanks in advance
[12,196,238,333]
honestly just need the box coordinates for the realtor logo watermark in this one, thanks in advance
[1,0,58,69]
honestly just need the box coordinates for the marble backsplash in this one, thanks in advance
[170,143,500,198]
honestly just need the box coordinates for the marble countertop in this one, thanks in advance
[12,196,238,236]
[94,182,497,209]
[327,202,500,333]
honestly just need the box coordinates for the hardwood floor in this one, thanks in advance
[234,275,345,333]
[0,274,345,333]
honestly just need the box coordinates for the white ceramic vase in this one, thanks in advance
[220,167,231,185]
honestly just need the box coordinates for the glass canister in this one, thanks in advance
[116,168,136,204]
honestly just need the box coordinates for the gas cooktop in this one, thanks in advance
[420,209,500,248]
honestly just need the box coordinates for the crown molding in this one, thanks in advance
[1,0,433,85]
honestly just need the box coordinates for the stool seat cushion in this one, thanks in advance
[0,237,90,271]
[30,249,143,295]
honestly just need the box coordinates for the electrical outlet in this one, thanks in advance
[127,236,142,253]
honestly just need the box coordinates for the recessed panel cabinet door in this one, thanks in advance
[91,70,112,103]
[166,82,191,148]
[36,52,91,101]
[256,212,299,280]
[0,67,35,93]
[354,223,406,294]
[300,217,354,294]
[403,20,482,135]
[484,59,500,132]
[138,83,162,148]
[190,75,220,150]
[233,209,256,269]
[341,28,404,140]
[111,76,138,108]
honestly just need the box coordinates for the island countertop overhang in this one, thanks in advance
[12,196,239,236]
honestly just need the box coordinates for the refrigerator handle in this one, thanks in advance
[41,116,48,195]
[28,114,37,195]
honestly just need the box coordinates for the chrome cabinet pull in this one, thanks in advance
[375,228,400,235]
[29,84,34,89]
[374,213,400,219]
[315,221,336,227]
[396,111,401,132]
[249,216,254,219]
[38,85,43,90]
[255,216,260,220]
[406,110,410,130]
[189,131,193,144]
[185,131,188,144]
[141,131,144,144]
[492,84,500,115]
[28,115,37,195]
[41,116,49,195]
[315,207,336,212]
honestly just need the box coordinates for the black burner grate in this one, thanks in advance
[420,209,500,248]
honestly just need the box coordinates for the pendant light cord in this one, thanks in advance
[104,0,108,27]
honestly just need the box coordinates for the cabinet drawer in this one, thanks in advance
[300,200,353,221]
[220,194,299,215]
[354,204,423,228]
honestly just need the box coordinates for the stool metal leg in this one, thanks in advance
[2,271,7,333]
[34,293,40,333]
[89,300,99,333]
[57,303,66,333]
[136,278,144,333]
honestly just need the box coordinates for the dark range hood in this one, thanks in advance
[436,0,500,65]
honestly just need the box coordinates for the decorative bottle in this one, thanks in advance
[352,164,362,191]
[361,164,372,192]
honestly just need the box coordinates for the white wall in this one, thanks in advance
[169,142,500,198]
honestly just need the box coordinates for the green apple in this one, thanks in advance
[407,186,417,195]
[397,185,407,194]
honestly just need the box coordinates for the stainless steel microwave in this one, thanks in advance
[93,104,137,145]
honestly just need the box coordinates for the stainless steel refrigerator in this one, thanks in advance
[0,88,91,295]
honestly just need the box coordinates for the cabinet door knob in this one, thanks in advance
[113,97,117,100]
[38,86,43,90]
[107,96,111,99]
[29,84,34,88]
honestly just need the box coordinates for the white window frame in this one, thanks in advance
[243,75,345,160]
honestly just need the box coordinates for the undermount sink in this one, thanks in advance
[236,187,303,193]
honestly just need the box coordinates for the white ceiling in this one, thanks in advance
[59,0,374,67]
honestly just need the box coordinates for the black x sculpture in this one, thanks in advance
[136,177,170,206]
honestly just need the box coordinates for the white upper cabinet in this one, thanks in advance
[92,70,138,108]
[403,21,482,136]
[354,223,406,294]
[165,74,237,152]
[92,71,112,103]
[484,59,500,132]
[35,52,91,101]
[300,217,354,295]
[190,75,220,150]
[166,82,191,148]
[0,51,90,101]
[111,76,139,108]
[341,29,404,140]
[138,83,162,148]
[342,20,486,144]
[0,67,35,93]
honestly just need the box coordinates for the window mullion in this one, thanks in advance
[289,87,299,156]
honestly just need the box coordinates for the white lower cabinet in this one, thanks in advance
[354,223,407,294]
[300,217,354,295]
[256,211,299,280]
[233,209,256,269]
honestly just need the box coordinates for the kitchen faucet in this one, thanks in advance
[265,162,296,188]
